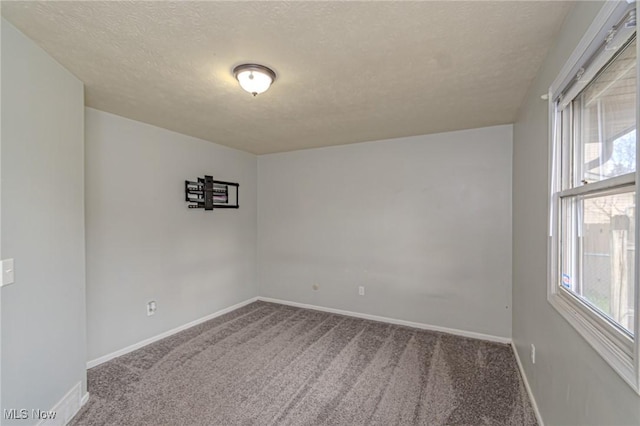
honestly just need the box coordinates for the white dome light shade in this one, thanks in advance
[233,64,276,96]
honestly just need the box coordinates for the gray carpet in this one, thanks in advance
[71,301,536,426]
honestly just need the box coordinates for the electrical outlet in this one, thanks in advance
[147,301,157,316]
[531,344,536,364]
[358,286,365,296]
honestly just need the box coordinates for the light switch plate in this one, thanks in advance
[1,259,14,287]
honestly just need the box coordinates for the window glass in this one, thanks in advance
[562,190,636,335]
[578,38,637,184]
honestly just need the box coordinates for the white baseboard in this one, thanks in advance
[511,342,544,426]
[36,382,84,426]
[87,295,511,371]
[257,297,512,345]
[87,297,259,369]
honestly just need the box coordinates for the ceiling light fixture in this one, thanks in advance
[233,64,276,96]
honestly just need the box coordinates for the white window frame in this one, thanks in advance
[548,0,640,393]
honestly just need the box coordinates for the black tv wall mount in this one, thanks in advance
[185,175,239,210]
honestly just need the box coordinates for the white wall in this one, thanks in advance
[1,19,87,422]
[513,1,640,424]
[258,125,513,339]
[85,108,257,361]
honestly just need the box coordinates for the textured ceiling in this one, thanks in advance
[1,1,573,154]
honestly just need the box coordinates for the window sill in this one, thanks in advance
[548,292,639,393]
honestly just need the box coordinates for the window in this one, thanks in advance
[549,2,639,391]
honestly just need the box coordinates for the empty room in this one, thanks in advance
[1,1,640,425]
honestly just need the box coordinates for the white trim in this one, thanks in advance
[36,382,83,426]
[557,172,635,198]
[558,25,636,110]
[80,392,90,407]
[511,342,544,426]
[549,1,626,97]
[557,288,634,355]
[549,294,638,391]
[257,297,512,344]
[635,4,640,393]
[87,297,259,368]
[88,295,512,372]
